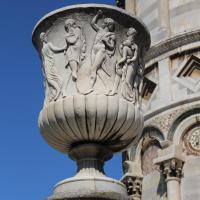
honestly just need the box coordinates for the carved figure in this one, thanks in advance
[110,28,138,101]
[89,10,116,91]
[40,32,65,102]
[64,19,86,81]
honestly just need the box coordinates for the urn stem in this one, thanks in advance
[69,143,113,178]
[76,158,105,177]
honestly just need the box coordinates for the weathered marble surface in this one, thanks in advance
[33,4,150,200]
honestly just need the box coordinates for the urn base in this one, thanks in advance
[48,176,128,200]
[48,144,129,200]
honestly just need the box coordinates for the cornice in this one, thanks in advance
[145,29,200,63]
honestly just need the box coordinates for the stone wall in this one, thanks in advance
[120,0,200,199]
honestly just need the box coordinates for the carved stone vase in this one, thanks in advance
[32,4,150,200]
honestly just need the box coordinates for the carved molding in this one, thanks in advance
[168,106,200,141]
[146,101,199,136]
[145,107,186,135]
[145,29,200,63]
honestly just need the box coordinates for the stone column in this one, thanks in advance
[154,145,185,200]
[163,159,183,200]
[32,4,150,200]
[121,161,143,200]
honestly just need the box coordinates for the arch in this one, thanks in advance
[142,126,165,145]
[124,126,165,162]
[168,107,200,143]
[122,126,166,174]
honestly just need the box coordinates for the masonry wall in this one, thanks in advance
[122,0,200,199]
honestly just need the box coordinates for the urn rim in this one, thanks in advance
[32,3,151,51]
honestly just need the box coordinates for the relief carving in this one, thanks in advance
[110,27,138,102]
[39,9,145,104]
[40,32,65,103]
[88,10,116,93]
[64,19,86,82]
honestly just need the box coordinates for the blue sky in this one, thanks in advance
[0,0,124,199]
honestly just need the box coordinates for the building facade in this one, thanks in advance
[117,0,200,199]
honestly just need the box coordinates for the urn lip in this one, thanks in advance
[32,3,151,51]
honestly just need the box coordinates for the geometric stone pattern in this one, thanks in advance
[141,63,158,111]
[142,77,157,102]
[173,55,200,93]
[141,52,200,114]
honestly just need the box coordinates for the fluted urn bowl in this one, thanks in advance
[39,94,143,153]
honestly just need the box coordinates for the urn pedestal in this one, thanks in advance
[32,4,150,200]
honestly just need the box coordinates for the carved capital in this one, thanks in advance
[154,145,185,180]
[121,161,143,200]
[122,176,142,200]
[161,158,184,179]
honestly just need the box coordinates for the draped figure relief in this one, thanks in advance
[110,27,138,102]
[40,32,66,103]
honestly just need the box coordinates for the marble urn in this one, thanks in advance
[32,4,150,200]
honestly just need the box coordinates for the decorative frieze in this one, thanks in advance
[145,107,186,134]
